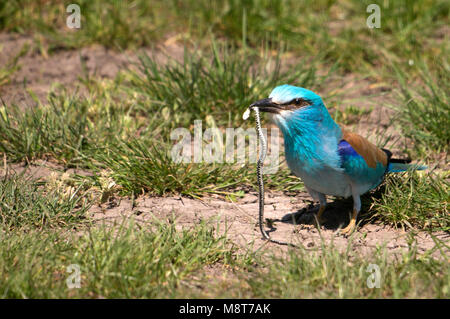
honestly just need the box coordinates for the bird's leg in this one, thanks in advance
[340,208,358,235]
[340,194,361,235]
[305,187,327,226]
[315,193,327,225]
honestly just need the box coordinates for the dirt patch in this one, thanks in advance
[90,192,449,260]
[0,159,93,180]
[0,32,184,106]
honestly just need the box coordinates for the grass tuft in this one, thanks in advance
[393,57,449,156]
[0,173,89,231]
[370,171,449,232]
[241,236,449,298]
[0,219,239,298]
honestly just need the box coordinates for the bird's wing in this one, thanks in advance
[339,130,388,168]
[338,129,389,189]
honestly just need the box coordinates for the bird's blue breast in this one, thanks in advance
[279,112,353,197]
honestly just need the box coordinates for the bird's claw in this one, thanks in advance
[339,220,356,236]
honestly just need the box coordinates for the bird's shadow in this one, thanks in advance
[278,187,386,231]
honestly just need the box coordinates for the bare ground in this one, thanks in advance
[89,192,449,260]
[1,32,448,261]
[0,33,184,106]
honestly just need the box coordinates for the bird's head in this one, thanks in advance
[250,84,332,132]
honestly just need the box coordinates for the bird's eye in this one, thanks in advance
[291,98,311,107]
[285,98,310,109]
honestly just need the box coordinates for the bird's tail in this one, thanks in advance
[381,149,427,173]
[388,160,427,173]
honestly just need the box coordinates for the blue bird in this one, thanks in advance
[250,84,425,234]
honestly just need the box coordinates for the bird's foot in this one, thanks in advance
[338,208,359,236]
[339,219,356,236]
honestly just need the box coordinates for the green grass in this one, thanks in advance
[0,95,92,164]
[1,46,314,197]
[0,0,162,50]
[0,43,28,88]
[125,45,320,129]
[87,138,306,198]
[1,0,448,73]
[0,220,244,298]
[90,139,255,197]
[0,218,448,298]
[0,173,89,231]
[239,236,449,298]
[393,57,450,156]
[370,171,449,232]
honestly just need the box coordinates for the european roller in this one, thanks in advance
[250,84,425,234]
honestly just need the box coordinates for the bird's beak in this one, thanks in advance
[250,98,282,114]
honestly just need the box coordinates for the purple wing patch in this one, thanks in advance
[338,140,359,158]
